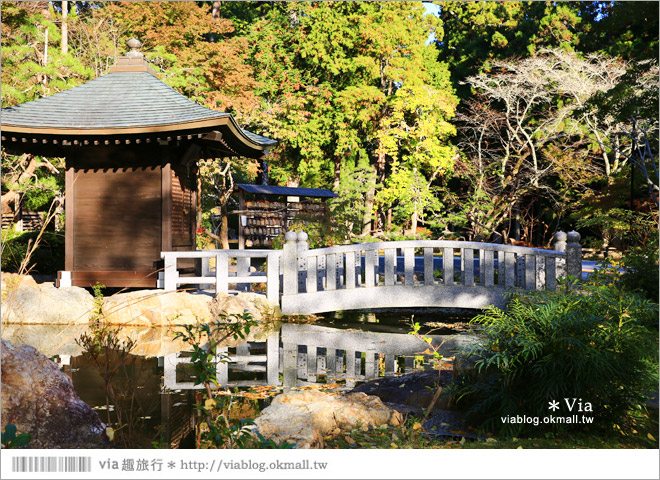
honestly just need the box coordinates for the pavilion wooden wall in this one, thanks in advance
[64,144,202,288]
[67,147,164,287]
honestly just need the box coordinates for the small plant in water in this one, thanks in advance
[408,315,450,422]
[172,311,290,448]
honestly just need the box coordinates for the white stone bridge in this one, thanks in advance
[160,231,582,315]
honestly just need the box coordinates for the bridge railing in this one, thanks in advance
[280,230,581,313]
[159,249,282,303]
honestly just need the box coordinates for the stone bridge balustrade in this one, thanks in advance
[158,230,582,316]
[279,230,581,315]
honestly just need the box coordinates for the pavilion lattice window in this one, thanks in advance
[171,167,195,241]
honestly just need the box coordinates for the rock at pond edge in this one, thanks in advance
[1,339,111,448]
[253,390,402,448]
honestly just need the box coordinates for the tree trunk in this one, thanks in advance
[386,206,392,233]
[361,165,377,236]
[374,146,387,234]
[208,1,221,42]
[61,1,68,54]
[333,156,341,190]
[219,202,229,249]
[44,28,48,66]
[409,208,418,236]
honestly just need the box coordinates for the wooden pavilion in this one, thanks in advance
[0,40,276,288]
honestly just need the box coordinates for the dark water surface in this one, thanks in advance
[2,309,477,448]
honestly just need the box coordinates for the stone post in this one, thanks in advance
[553,231,567,252]
[296,231,309,294]
[553,231,567,280]
[566,231,582,281]
[282,231,298,295]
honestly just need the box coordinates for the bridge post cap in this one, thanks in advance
[567,231,581,243]
[126,38,143,58]
[553,231,567,242]
[297,231,309,242]
[284,231,297,242]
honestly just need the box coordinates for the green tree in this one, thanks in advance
[1,1,95,107]
[1,1,94,234]
[578,1,659,62]
[435,1,583,96]
[248,1,458,237]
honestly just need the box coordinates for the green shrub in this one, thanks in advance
[452,284,659,436]
[618,243,659,303]
[1,229,64,275]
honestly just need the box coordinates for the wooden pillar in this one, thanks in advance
[238,191,245,250]
[64,160,75,272]
[161,162,172,252]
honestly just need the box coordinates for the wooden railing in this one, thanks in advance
[280,231,582,314]
[159,249,282,303]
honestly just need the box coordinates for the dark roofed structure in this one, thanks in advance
[1,40,276,288]
[235,184,338,198]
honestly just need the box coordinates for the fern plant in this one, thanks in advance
[451,283,658,436]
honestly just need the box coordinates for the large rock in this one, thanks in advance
[210,292,281,322]
[253,390,402,448]
[101,290,212,326]
[0,324,86,357]
[1,283,95,325]
[1,273,39,302]
[1,339,110,448]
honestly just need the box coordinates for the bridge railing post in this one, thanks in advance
[215,251,228,295]
[553,231,568,280]
[296,231,309,293]
[566,231,582,281]
[266,251,280,303]
[282,231,299,295]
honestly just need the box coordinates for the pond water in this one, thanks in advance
[1,309,478,448]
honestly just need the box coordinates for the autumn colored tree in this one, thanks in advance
[104,1,258,115]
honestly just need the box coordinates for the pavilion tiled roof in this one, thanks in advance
[1,50,276,152]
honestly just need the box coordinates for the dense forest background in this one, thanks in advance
[1,1,658,270]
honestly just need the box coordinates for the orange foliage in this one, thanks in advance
[105,1,258,115]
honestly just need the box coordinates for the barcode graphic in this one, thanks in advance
[11,456,92,473]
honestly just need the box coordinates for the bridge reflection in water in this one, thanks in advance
[2,319,475,448]
[163,323,477,390]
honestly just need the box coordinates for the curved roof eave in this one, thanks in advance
[1,116,276,151]
[0,69,276,152]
